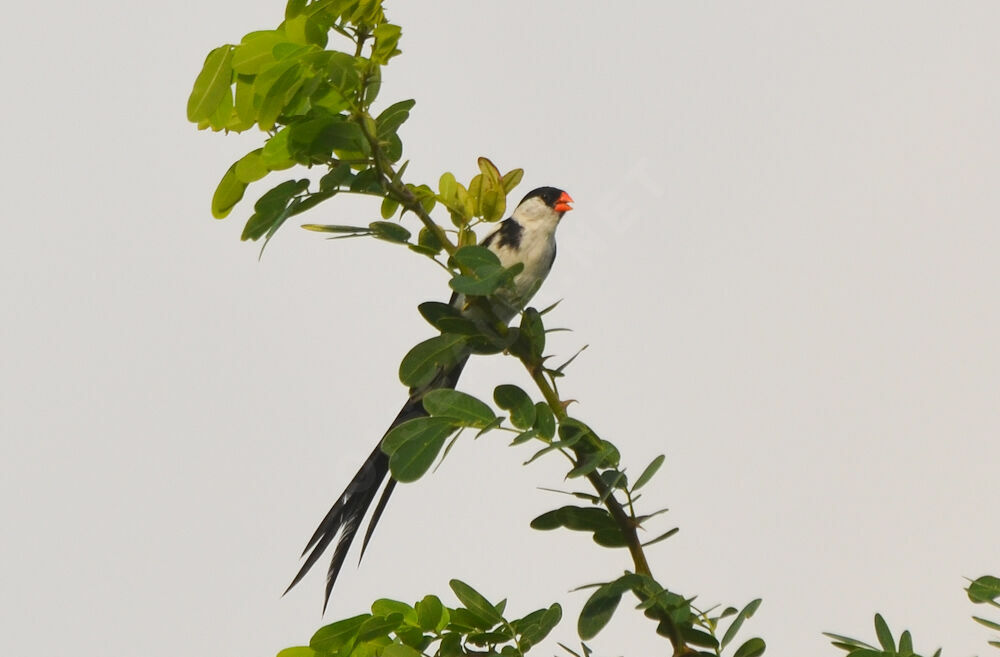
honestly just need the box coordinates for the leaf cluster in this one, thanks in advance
[282,581,560,657]
[187,0,529,261]
[825,614,940,657]
[968,575,1000,650]
[574,573,764,657]
[187,0,424,255]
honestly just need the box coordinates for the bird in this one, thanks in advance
[285,186,574,610]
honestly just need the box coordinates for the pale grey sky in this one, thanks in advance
[2,2,999,656]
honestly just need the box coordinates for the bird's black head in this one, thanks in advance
[519,187,574,214]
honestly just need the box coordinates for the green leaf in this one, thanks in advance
[475,415,505,439]
[256,61,306,130]
[519,308,545,361]
[320,162,354,190]
[466,629,513,646]
[600,469,627,491]
[423,389,496,427]
[283,14,328,47]
[350,167,383,193]
[358,614,404,641]
[289,191,335,217]
[518,604,562,645]
[530,506,617,533]
[632,454,665,492]
[733,637,766,657]
[418,301,462,329]
[381,644,422,657]
[207,82,234,131]
[376,99,415,138]
[973,615,1000,631]
[510,428,538,445]
[387,426,453,483]
[371,599,419,625]
[285,0,307,18]
[416,227,443,255]
[450,579,503,626]
[383,417,456,482]
[322,50,361,98]
[380,196,400,219]
[398,333,469,388]
[501,168,524,194]
[288,116,367,163]
[301,223,368,234]
[567,450,606,478]
[873,614,894,652]
[822,632,875,650]
[241,179,309,242]
[438,633,463,657]
[449,608,496,632]
[276,648,317,657]
[234,149,270,183]
[721,599,762,649]
[533,403,555,439]
[187,45,234,123]
[450,245,500,271]
[369,221,411,244]
[641,527,678,548]
[262,128,294,169]
[232,31,285,75]
[578,580,628,640]
[233,76,257,127]
[310,614,370,652]
[212,162,248,219]
[493,385,536,429]
[371,23,402,65]
[898,630,914,655]
[439,171,458,202]
[680,626,718,648]
[416,595,446,632]
[969,576,1000,603]
[449,266,512,297]
[476,157,506,222]
[592,528,628,547]
[381,417,454,455]
[523,434,582,466]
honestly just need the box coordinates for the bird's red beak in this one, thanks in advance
[554,191,574,213]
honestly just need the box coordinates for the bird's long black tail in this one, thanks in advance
[285,356,469,611]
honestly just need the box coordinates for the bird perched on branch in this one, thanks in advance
[285,186,574,610]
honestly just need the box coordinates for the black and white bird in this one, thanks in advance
[286,186,574,609]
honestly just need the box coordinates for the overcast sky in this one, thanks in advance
[3,2,999,656]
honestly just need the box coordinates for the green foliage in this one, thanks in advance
[493,385,535,429]
[190,2,769,657]
[398,334,468,389]
[186,0,417,246]
[381,416,456,483]
[825,615,941,657]
[422,389,496,428]
[531,506,621,546]
[969,575,1000,650]
[448,246,524,297]
[287,583,560,657]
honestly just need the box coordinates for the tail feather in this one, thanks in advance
[359,478,396,560]
[286,355,470,610]
[321,484,380,612]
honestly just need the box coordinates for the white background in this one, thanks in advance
[3,2,999,655]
